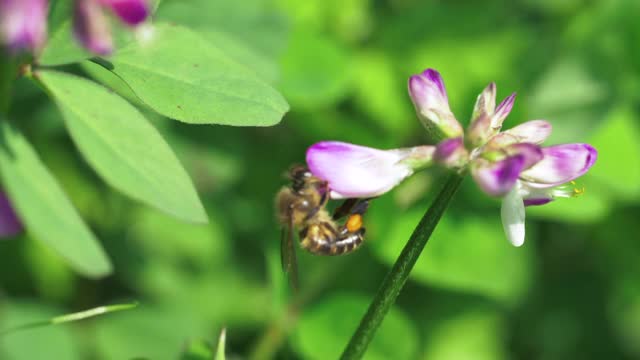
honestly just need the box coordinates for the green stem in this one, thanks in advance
[0,54,17,115]
[340,173,464,360]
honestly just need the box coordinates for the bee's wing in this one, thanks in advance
[281,212,299,290]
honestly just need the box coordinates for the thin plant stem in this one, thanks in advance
[0,54,16,115]
[0,302,138,336]
[340,173,464,359]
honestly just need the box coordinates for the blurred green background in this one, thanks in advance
[2,0,640,358]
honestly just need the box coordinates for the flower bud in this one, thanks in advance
[408,69,463,142]
[466,82,516,148]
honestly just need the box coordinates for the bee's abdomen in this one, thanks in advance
[300,223,364,256]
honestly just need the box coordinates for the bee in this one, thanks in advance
[276,165,369,288]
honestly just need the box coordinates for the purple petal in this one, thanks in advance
[408,73,448,112]
[520,143,597,187]
[100,0,149,26]
[472,155,526,197]
[421,69,448,102]
[523,198,552,206]
[306,141,414,199]
[492,92,516,128]
[0,191,22,238]
[504,143,543,169]
[0,0,48,53]
[74,0,113,55]
[408,68,463,139]
[434,137,468,168]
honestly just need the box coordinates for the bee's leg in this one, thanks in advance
[351,199,370,215]
[332,198,358,220]
[318,180,330,207]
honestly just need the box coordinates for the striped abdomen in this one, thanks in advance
[300,222,365,256]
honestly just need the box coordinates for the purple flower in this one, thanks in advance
[0,191,22,238]
[471,135,596,246]
[73,0,149,55]
[305,69,598,247]
[408,69,464,141]
[0,0,48,54]
[306,141,435,199]
[74,0,113,55]
[466,82,516,148]
[434,137,468,169]
[99,0,149,26]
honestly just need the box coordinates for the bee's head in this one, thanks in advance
[288,165,311,191]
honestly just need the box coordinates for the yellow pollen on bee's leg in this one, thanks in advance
[346,214,363,232]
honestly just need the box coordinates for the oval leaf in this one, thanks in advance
[0,122,112,278]
[106,23,289,126]
[37,70,207,224]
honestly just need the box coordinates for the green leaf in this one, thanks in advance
[106,23,289,126]
[37,70,208,223]
[293,294,418,360]
[0,122,112,278]
[215,329,226,360]
[39,20,93,66]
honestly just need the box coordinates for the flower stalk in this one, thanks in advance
[340,173,464,360]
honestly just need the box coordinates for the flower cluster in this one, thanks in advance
[305,69,597,246]
[0,0,149,55]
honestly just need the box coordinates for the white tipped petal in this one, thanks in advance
[306,141,414,199]
[501,186,526,247]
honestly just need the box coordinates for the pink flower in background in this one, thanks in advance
[73,0,149,55]
[0,191,22,238]
[0,0,48,53]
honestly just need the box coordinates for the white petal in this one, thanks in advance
[501,186,526,247]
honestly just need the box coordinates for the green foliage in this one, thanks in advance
[279,31,352,108]
[294,294,418,360]
[0,302,80,360]
[39,21,92,66]
[0,0,638,359]
[373,210,533,303]
[38,70,207,223]
[180,339,214,360]
[107,23,289,126]
[420,307,507,360]
[0,122,111,278]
